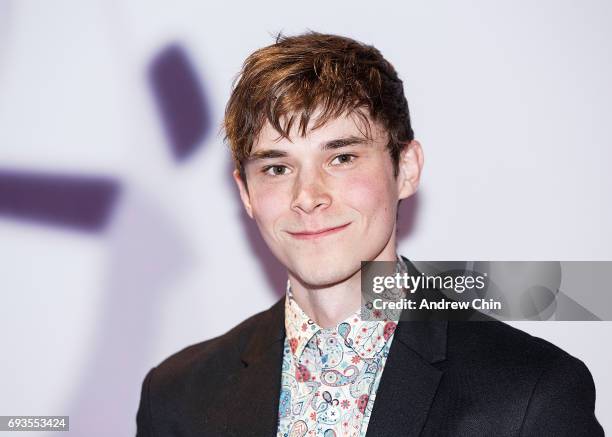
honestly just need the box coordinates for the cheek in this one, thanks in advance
[250,184,289,230]
[340,164,398,220]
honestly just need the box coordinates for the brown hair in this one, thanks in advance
[223,31,414,185]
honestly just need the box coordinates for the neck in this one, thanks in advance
[289,270,362,328]
[288,243,400,328]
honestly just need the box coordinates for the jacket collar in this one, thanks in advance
[239,296,286,366]
[213,298,286,437]
[394,256,448,363]
[229,256,447,436]
[365,257,447,436]
[241,257,447,364]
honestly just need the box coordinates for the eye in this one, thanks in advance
[262,165,291,176]
[331,154,357,166]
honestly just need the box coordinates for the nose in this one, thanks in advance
[291,167,332,214]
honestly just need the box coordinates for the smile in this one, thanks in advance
[287,223,351,240]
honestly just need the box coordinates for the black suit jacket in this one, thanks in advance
[136,266,604,436]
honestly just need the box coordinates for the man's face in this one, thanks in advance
[234,111,422,288]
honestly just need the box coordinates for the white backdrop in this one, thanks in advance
[0,1,610,435]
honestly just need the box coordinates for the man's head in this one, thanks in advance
[224,32,423,288]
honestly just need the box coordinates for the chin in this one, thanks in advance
[287,253,361,288]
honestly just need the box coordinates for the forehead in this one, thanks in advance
[251,110,386,152]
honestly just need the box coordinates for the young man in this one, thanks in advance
[136,32,603,436]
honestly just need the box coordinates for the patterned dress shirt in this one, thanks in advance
[277,258,407,437]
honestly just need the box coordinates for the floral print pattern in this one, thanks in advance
[276,258,407,437]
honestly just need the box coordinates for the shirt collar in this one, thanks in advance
[284,254,407,362]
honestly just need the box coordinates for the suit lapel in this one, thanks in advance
[365,320,446,437]
[213,257,447,436]
[213,297,286,437]
[366,258,448,437]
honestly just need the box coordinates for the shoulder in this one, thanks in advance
[143,297,283,397]
[136,299,285,435]
[445,320,594,386]
[442,321,602,434]
[446,319,582,370]
[445,320,598,416]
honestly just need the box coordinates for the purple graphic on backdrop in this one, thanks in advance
[149,44,211,162]
[0,37,211,437]
[0,170,120,232]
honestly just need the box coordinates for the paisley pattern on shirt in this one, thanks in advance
[276,279,400,437]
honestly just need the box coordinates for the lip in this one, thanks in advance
[288,222,351,240]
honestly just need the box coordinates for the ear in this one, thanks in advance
[233,169,254,219]
[397,140,424,199]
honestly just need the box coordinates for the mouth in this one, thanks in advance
[287,222,351,240]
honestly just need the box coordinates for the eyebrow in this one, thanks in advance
[247,135,370,162]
